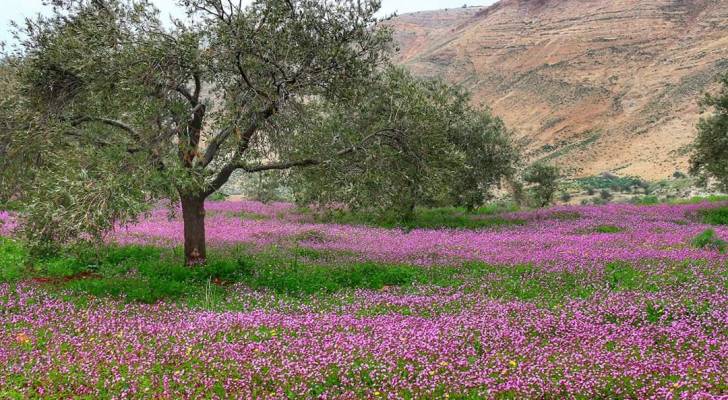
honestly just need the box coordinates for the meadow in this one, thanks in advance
[0,201,727,399]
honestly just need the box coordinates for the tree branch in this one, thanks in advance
[199,120,237,167]
[170,83,196,105]
[202,128,403,197]
[63,131,142,154]
[241,158,319,172]
[70,116,140,140]
[192,71,202,103]
[202,103,277,195]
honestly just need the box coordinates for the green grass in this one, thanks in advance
[604,261,656,291]
[317,205,523,230]
[0,200,24,211]
[0,241,446,301]
[691,229,727,252]
[239,261,420,294]
[674,195,728,204]
[594,225,624,234]
[0,239,718,309]
[699,207,728,225]
[0,237,27,282]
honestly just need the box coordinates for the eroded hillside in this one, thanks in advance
[389,0,728,179]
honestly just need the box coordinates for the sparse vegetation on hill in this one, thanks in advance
[389,0,728,178]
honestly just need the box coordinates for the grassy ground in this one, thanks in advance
[311,203,522,230]
[0,234,724,312]
[1,202,727,398]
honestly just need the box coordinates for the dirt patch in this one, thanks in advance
[30,271,102,285]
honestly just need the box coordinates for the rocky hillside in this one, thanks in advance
[389,0,728,179]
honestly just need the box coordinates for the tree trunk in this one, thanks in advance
[181,194,207,266]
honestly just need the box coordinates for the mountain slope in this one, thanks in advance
[389,0,728,179]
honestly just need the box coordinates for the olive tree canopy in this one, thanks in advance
[286,67,519,215]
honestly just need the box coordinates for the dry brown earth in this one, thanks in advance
[388,0,728,179]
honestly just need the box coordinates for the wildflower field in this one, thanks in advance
[0,201,727,399]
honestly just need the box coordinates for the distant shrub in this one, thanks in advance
[319,206,524,230]
[586,188,596,196]
[631,195,659,205]
[559,192,572,203]
[209,192,228,201]
[600,189,613,201]
[523,163,560,207]
[691,229,727,252]
[577,175,644,191]
[672,171,687,179]
[700,207,728,225]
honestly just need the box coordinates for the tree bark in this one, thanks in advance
[181,194,207,266]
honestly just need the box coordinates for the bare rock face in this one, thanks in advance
[388,0,728,179]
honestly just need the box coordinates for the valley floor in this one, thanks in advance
[0,202,726,398]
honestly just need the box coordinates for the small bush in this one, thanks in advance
[559,192,572,203]
[600,189,613,201]
[691,229,727,252]
[700,207,728,225]
[523,163,560,207]
[209,191,229,201]
[631,195,659,205]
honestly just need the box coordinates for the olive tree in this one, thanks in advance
[690,73,728,189]
[3,0,390,264]
[523,162,560,207]
[285,67,519,216]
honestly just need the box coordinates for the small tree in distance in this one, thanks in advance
[690,72,728,190]
[523,162,560,207]
[288,67,519,217]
